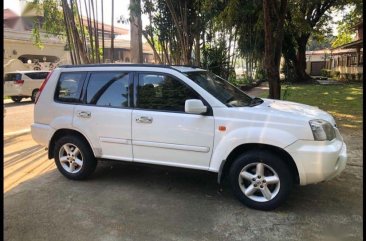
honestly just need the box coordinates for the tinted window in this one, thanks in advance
[56,72,85,103]
[25,72,49,79]
[4,73,21,82]
[137,74,199,112]
[86,72,130,108]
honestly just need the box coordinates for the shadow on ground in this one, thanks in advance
[4,158,363,241]
[4,99,33,108]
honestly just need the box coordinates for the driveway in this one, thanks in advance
[3,88,363,240]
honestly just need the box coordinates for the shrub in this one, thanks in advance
[356,73,363,81]
[320,69,331,77]
[334,71,341,78]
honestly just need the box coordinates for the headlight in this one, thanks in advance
[309,119,336,141]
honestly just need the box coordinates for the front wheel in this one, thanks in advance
[229,151,293,211]
[54,135,97,180]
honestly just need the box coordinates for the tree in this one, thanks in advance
[263,0,287,99]
[285,0,350,82]
[130,0,143,63]
[332,0,363,47]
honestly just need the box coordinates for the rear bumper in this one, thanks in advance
[31,123,54,147]
[285,139,347,185]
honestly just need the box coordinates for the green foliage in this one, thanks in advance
[255,68,266,81]
[332,22,355,48]
[320,69,331,77]
[307,35,335,51]
[202,40,229,77]
[30,0,65,48]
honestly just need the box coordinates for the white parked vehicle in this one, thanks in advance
[31,64,347,210]
[4,71,50,102]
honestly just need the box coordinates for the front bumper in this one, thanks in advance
[285,139,347,185]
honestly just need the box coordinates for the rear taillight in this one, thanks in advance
[15,80,24,85]
[35,71,53,104]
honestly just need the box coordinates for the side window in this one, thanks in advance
[86,72,130,108]
[56,72,85,103]
[137,73,199,112]
[25,72,49,79]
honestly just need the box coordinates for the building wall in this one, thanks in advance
[4,29,71,72]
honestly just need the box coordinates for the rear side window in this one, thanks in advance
[85,72,130,108]
[25,72,49,79]
[55,72,86,103]
[4,73,21,82]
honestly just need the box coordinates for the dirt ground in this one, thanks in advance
[4,84,363,241]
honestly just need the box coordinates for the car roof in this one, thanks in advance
[58,64,206,73]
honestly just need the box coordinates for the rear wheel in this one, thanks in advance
[11,96,23,103]
[54,135,97,180]
[31,89,39,102]
[229,150,293,211]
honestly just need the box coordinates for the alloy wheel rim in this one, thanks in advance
[59,143,83,173]
[238,162,280,202]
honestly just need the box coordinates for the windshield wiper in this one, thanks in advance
[249,97,263,107]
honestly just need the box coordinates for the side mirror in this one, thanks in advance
[185,99,207,114]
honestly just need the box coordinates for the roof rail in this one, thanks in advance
[58,63,176,69]
[170,64,200,68]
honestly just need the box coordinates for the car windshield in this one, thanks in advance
[186,71,262,107]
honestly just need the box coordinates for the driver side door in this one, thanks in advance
[131,72,215,170]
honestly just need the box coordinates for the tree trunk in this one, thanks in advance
[295,35,311,82]
[263,0,287,99]
[130,0,143,63]
[111,0,114,62]
[101,0,105,62]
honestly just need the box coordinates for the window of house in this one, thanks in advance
[137,73,200,112]
[85,72,130,108]
[359,53,363,65]
[350,55,357,65]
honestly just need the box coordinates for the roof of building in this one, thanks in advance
[331,39,363,51]
[4,9,19,19]
[82,18,128,35]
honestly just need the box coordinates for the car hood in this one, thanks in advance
[253,98,336,125]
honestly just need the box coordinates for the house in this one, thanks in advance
[305,49,331,76]
[325,21,363,80]
[4,2,154,72]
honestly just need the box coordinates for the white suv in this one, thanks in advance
[31,64,347,210]
[4,71,50,102]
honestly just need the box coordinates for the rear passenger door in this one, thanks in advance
[72,71,133,161]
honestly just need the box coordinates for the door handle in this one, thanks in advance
[77,111,91,118]
[136,116,153,123]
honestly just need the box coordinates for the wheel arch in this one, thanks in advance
[218,143,300,185]
[48,128,96,159]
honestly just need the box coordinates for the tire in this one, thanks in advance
[11,96,23,103]
[229,150,293,211]
[31,89,39,102]
[54,135,97,180]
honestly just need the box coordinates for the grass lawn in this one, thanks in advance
[258,83,363,129]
